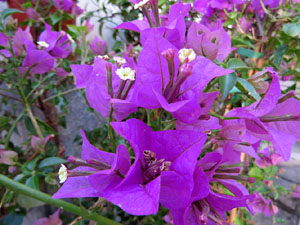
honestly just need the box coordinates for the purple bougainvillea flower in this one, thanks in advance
[255,147,283,168]
[31,134,54,153]
[250,192,278,216]
[89,36,107,56]
[71,56,138,121]
[176,92,221,132]
[133,29,232,124]
[0,149,18,165]
[26,8,41,22]
[12,27,35,56]
[20,50,55,75]
[115,2,190,48]
[33,209,62,225]
[21,50,55,75]
[0,32,11,57]
[55,67,68,77]
[225,68,300,161]
[53,130,130,199]
[38,23,72,58]
[186,21,232,62]
[170,151,254,225]
[53,0,73,11]
[71,3,84,15]
[293,185,300,199]
[105,119,207,215]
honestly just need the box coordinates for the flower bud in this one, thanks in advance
[162,48,175,61]
[179,63,193,78]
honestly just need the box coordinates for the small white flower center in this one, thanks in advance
[37,41,49,48]
[178,48,196,64]
[97,55,110,60]
[58,164,68,183]
[116,67,135,81]
[113,56,126,66]
[134,0,149,9]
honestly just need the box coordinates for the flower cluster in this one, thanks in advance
[49,1,300,225]
[0,23,73,76]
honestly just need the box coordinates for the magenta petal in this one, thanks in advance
[268,127,295,161]
[86,82,111,118]
[182,56,234,92]
[265,98,300,140]
[80,129,114,164]
[110,98,138,121]
[22,50,55,75]
[53,168,101,199]
[176,117,221,132]
[105,167,161,215]
[114,20,149,33]
[88,145,130,194]
[168,2,191,23]
[70,64,93,88]
[246,68,281,116]
[191,167,210,201]
[111,118,153,155]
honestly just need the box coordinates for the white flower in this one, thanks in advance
[134,0,149,9]
[178,48,196,64]
[113,56,126,66]
[96,55,110,60]
[58,164,68,183]
[37,41,49,48]
[116,67,135,81]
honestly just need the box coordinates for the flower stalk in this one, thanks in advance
[0,174,121,225]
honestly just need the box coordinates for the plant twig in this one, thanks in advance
[0,174,121,225]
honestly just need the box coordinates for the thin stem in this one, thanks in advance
[146,109,151,126]
[4,109,26,149]
[0,189,9,209]
[208,112,240,120]
[17,86,43,139]
[108,107,116,150]
[42,88,79,102]
[0,174,121,225]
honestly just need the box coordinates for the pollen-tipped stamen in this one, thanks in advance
[162,49,176,97]
[166,63,193,102]
[213,174,255,183]
[106,63,113,98]
[277,91,295,104]
[259,114,300,123]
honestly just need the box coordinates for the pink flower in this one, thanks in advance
[33,209,62,225]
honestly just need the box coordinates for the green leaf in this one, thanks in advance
[26,156,42,171]
[38,157,67,169]
[236,77,261,100]
[227,58,249,69]
[1,8,23,20]
[219,72,237,100]
[274,44,288,65]
[249,167,264,180]
[16,194,44,208]
[13,174,27,182]
[0,213,23,225]
[283,23,300,37]
[237,48,263,59]
[25,175,39,190]
[234,216,244,225]
[0,116,10,129]
[50,11,62,25]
